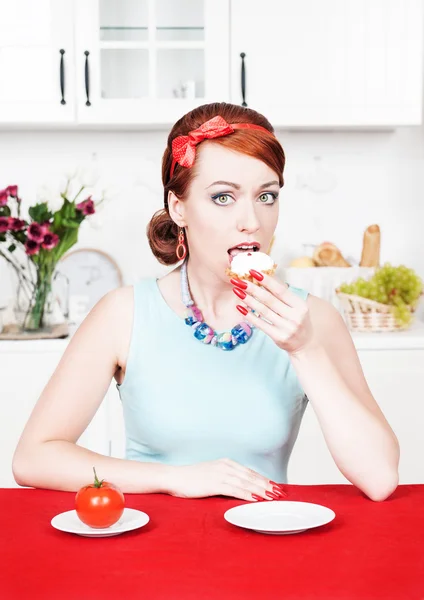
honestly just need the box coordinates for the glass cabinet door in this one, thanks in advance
[75,0,229,125]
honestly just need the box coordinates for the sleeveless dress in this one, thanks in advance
[116,278,309,483]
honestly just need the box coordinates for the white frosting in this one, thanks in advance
[230,251,275,276]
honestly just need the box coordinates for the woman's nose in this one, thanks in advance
[237,203,261,234]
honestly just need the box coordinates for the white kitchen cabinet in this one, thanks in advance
[74,0,230,125]
[0,340,111,488]
[289,342,424,485]
[230,0,424,127]
[2,325,424,488]
[0,0,75,124]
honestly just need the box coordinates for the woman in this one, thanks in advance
[12,102,399,502]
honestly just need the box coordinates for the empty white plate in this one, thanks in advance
[51,507,150,537]
[224,501,335,535]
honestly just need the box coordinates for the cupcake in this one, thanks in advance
[226,251,277,284]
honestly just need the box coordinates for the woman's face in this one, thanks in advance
[170,143,281,278]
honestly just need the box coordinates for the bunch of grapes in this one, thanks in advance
[338,263,423,327]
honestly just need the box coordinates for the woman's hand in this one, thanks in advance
[230,271,316,355]
[166,458,287,502]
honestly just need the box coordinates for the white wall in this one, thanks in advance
[1,122,423,307]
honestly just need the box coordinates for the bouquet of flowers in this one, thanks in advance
[0,175,103,331]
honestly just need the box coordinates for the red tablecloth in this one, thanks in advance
[1,484,423,600]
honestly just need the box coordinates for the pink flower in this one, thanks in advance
[0,216,10,232]
[41,232,59,250]
[0,189,8,206]
[27,222,48,243]
[25,239,40,256]
[76,196,95,216]
[6,185,18,198]
[9,218,26,231]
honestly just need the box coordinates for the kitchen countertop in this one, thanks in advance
[350,319,424,350]
[1,320,424,353]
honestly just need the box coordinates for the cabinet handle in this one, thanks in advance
[59,49,66,105]
[240,52,247,107]
[84,50,91,106]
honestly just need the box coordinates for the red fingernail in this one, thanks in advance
[272,486,287,497]
[265,491,280,500]
[230,278,248,290]
[252,494,264,502]
[249,269,264,281]
[236,305,248,316]
[233,287,246,300]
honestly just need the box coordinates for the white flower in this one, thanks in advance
[78,165,100,187]
[63,165,79,181]
[87,213,104,230]
[36,184,63,212]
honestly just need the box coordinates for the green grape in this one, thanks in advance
[338,262,423,327]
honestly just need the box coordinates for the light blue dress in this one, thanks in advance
[116,278,309,483]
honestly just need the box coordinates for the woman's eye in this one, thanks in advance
[258,192,278,204]
[211,194,234,206]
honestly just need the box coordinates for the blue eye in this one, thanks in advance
[211,194,234,206]
[258,192,278,204]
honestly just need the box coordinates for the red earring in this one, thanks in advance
[176,227,187,261]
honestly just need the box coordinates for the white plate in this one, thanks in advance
[224,501,335,535]
[51,507,149,537]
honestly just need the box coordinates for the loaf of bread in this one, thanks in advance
[360,224,380,267]
[313,242,350,267]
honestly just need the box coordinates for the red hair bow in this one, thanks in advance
[170,115,273,178]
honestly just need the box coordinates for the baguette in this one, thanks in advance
[360,225,380,267]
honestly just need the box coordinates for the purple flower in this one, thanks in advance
[0,189,8,206]
[9,218,26,231]
[27,222,48,243]
[25,239,40,256]
[76,196,95,216]
[41,232,59,250]
[6,185,18,198]
[0,216,10,232]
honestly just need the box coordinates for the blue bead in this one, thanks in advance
[231,324,251,344]
[193,322,213,341]
[216,331,235,350]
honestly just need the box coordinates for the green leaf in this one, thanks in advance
[0,206,11,218]
[62,219,79,229]
[8,243,16,253]
[28,202,53,223]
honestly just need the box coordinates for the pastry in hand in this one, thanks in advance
[226,250,277,283]
[313,242,350,267]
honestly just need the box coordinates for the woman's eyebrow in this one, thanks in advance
[206,180,279,190]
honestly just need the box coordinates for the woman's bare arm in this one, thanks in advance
[12,286,173,493]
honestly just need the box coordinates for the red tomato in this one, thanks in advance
[75,467,125,529]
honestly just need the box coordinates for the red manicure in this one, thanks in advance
[233,287,247,300]
[252,494,264,502]
[236,305,248,316]
[272,485,287,497]
[265,491,281,500]
[249,269,264,281]
[230,278,248,290]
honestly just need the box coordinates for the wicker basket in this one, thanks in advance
[336,292,415,332]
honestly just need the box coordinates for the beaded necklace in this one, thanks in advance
[180,259,254,351]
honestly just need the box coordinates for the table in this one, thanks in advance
[1,485,423,600]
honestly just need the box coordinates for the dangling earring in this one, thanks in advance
[176,227,187,261]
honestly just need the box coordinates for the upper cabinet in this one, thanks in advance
[74,0,230,125]
[0,0,423,128]
[230,0,424,127]
[0,0,75,124]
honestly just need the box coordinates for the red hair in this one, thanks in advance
[147,102,285,266]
